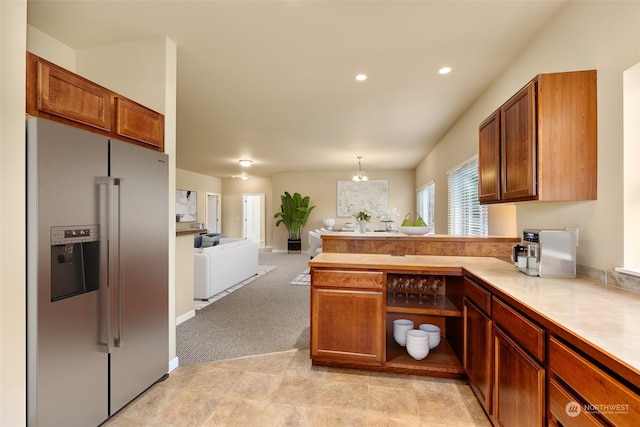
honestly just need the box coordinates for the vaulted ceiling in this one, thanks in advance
[27,0,566,179]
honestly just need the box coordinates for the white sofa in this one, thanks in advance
[193,238,259,300]
[308,230,323,259]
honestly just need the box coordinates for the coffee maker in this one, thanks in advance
[512,229,577,277]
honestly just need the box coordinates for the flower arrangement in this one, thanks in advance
[380,208,400,223]
[352,208,372,222]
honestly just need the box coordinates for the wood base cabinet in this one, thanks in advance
[548,336,640,427]
[464,276,546,426]
[311,287,384,365]
[493,326,545,427]
[310,266,465,377]
[463,297,493,415]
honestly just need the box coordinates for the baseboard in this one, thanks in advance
[168,356,179,373]
[176,309,195,325]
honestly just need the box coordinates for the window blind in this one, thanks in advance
[448,158,488,236]
[417,181,435,233]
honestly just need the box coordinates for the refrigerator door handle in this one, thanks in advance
[96,177,112,353]
[114,178,124,348]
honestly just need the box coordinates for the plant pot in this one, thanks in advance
[287,238,302,254]
[358,220,369,233]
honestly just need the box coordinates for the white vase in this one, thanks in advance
[358,220,368,233]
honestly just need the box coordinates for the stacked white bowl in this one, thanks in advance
[419,324,441,349]
[406,329,430,360]
[393,319,414,346]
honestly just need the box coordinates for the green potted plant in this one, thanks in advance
[274,191,315,253]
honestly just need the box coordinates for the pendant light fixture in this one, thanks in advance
[352,156,368,182]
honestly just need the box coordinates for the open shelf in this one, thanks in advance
[385,337,464,377]
[386,294,462,317]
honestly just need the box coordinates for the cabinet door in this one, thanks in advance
[478,110,501,203]
[115,97,165,150]
[501,81,537,201]
[494,326,545,427]
[464,298,492,415]
[311,288,383,365]
[32,56,111,131]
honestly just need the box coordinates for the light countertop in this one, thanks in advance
[309,253,640,379]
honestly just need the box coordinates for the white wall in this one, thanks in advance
[416,1,640,272]
[175,168,222,321]
[1,1,27,424]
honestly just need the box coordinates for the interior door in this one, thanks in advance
[206,193,221,233]
[243,193,264,246]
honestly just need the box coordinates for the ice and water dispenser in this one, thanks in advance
[50,225,100,302]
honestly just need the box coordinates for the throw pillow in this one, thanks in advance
[201,235,219,248]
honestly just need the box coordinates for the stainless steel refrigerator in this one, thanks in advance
[26,117,169,426]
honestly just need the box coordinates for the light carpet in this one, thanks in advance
[177,251,311,365]
[193,265,277,310]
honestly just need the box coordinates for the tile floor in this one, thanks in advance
[104,349,491,427]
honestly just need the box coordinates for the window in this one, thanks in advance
[417,181,435,234]
[448,157,488,236]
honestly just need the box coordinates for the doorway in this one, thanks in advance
[206,193,221,233]
[243,193,265,247]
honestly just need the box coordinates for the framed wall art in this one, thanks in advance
[176,189,197,222]
[336,180,389,218]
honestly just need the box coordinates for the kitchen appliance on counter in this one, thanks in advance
[512,229,577,277]
[27,118,169,426]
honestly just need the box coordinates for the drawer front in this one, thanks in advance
[549,337,640,427]
[312,269,384,290]
[549,378,604,427]
[492,297,545,362]
[464,277,491,314]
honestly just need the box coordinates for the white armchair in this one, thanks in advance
[308,230,323,259]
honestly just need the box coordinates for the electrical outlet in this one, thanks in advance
[565,227,579,246]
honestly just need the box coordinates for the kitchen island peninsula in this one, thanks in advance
[320,232,519,257]
[309,252,640,426]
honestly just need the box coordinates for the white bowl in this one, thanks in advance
[419,324,441,349]
[393,319,414,346]
[406,342,429,360]
[398,226,431,235]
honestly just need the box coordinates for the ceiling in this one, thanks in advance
[27,1,566,179]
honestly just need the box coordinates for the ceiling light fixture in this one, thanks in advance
[355,74,368,81]
[239,159,253,167]
[439,66,452,75]
[352,156,368,182]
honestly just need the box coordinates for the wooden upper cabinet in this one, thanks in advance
[26,52,165,152]
[478,110,501,203]
[115,97,164,149]
[28,53,111,131]
[478,70,597,204]
[501,81,537,201]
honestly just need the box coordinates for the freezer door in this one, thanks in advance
[108,139,169,414]
[27,118,109,426]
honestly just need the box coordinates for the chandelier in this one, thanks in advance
[352,156,368,182]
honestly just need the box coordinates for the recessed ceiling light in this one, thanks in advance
[355,74,368,81]
[239,159,252,167]
[439,67,452,75]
